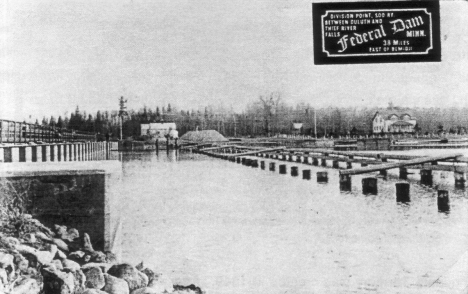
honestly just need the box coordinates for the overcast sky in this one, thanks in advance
[0,0,467,122]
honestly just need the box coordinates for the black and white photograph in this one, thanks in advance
[0,0,467,293]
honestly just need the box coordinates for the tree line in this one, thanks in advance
[37,100,468,140]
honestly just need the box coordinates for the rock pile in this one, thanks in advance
[0,214,203,294]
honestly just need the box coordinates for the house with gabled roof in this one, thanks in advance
[372,111,417,134]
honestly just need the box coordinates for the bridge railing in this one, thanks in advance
[0,119,97,144]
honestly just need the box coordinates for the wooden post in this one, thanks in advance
[332,160,339,168]
[279,164,287,174]
[379,170,387,177]
[399,167,408,180]
[291,166,298,177]
[236,157,241,164]
[269,162,276,171]
[241,157,246,165]
[362,177,378,195]
[339,174,351,191]
[245,159,252,166]
[312,158,319,166]
[31,146,37,162]
[50,145,55,162]
[437,190,450,212]
[303,169,311,180]
[260,161,265,170]
[18,147,26,162]
[296,156,302,163]
[346,162,352,169]
[396,183,410,203]
[251,159,259,168]
[420,169,432,186]
[303,156,309,164]
[321,158,327,167]
[317,171,328,183]
[454,172,466,189]
[289,155,294,162]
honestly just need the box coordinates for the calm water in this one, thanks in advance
[113,150,468,294]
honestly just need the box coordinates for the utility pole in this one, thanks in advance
[119,96,128,140]
[314,108,317,139]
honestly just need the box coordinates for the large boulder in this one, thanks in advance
[41,266,76,294]
[16,244,57,265]
[10,277,40,294]
[135,263,173,294]
[83,266,105,289]
[103,273,129,294]
[81,289,108,294]
[62,259,81,272]
[173,285,204,294]
[108,263,148,292]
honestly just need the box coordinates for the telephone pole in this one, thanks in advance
[119,96,128,140]
[314,108,317,139]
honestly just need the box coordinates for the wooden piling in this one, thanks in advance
[251,159,259,168]
[321,158,327,167]
[303,169,311,180]
[339,174,351,191]
[291,166,298,177]
[241,158,247,165]
[296,156,302,163]
[269,162,276,171]
[260,161,265,169]
[379,170,387,177]
[246,159,252,166]
[420,169,432,186]
[399,167,408,180]
[346,162,352,169]
[362,177,378,195]
[317,171,328,183]
[437,190,450,212]
[332,160,339,169]
[396,183,410,203]
[236,157,241,164]
[303,156,309,164]
[279,164,287,174]
[454,172,466,189]
[312,158,319,166]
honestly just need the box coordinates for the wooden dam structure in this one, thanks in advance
[190,143,468,212]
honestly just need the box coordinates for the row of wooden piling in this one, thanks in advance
[206,152,451,212]
[199,147,457,212]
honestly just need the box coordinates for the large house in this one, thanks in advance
[372,112,417,134]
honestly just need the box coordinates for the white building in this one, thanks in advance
[372,112,417,134]
[141,122,178,138]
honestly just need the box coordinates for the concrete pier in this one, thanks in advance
[0,161,122,253]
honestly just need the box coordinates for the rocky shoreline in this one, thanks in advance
[0,213,204,294]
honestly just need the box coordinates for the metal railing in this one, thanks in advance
[0,119,97,144]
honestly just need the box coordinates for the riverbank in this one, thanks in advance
[0,206,204,294]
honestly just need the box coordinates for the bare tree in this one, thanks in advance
[259,92,281,135]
